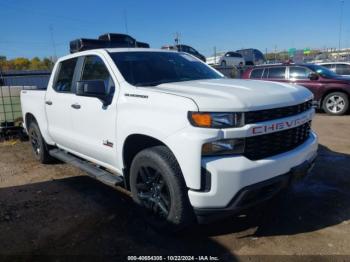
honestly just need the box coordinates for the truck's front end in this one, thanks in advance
[173,98,317,222]
[159,78,318,223]
[109,49,318,225]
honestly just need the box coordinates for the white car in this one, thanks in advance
[207,51,245,67]
[317,62,350,76]
[21,45,317,231]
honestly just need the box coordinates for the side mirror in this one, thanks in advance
[308,72,319,81]
[76,80,107,99]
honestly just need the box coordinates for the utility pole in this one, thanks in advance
[124,10,129,34]
[274,45,277,62]
[49,25,57,65]
[214,46,217,64]
[174,32,181,45]
[338,0,345,54]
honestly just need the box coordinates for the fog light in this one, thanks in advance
[202,139,245,156]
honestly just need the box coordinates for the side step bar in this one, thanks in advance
[49,149,123,187]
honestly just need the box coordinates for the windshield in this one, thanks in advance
[109,51,222,86]
[307,64,339,78]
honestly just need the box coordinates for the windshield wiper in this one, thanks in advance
[134,80,175,87]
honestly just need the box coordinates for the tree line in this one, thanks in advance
[0,57,54,71]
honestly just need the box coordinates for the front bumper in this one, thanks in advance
[188,131,318,211]
[194,158,315,223]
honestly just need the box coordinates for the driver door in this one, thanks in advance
[69,55,118,167]
[288,66,321,97]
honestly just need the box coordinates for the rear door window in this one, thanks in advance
[250,68,264,79]
[53,58,78,92]
[262,68,268,78]
[267,67,286,79]
[321,64,334,70]
[335,64,350,75]
[234,52,243,58]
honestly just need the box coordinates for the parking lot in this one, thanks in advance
[0,114,349,260]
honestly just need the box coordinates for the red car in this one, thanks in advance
[242,63,350,115]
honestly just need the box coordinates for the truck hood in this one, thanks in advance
[148,78,313,111]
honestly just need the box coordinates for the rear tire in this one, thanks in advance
[129,145,195,232]
[28,121,54,164]
[322,92,349,115]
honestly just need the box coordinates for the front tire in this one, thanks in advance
[322,92,349,115]
[129,146,195,232]
[28,121,54,164]
[221,60,227,67]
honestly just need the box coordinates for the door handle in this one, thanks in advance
[45,101,53,105]
[71,103,81,109]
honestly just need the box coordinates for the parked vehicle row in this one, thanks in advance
[21,33,317,231]
[317,62,350,76]
[206,52,244,67]
[206,49,266,67]
[242,63,350,115]
[161,44,206,62]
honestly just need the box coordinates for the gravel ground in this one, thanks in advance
[0,114,349,261]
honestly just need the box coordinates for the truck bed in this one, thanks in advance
[20,89,47,130]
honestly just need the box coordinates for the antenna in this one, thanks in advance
[49,25,57,63]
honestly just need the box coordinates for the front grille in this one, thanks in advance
[244,122,311,160]
[245,100,313,124]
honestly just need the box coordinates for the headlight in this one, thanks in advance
[202,138,245,156]
[188,112,244,128]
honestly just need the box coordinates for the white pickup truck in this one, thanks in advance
[21,47,318,231]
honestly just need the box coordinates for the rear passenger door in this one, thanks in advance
[45,57,78,149]
[321,64,336,73]
[225,52,241,66]
[335,64,350,76]
[69,55,118,167]
[263,66,288,83]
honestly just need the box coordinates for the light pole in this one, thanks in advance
[338,0,345,53]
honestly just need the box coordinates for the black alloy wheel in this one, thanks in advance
[135,166,171,219]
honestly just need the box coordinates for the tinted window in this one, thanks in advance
[321,64,334,70]
[54,58,78,92]
[268,67,286,79]
[231,52,242,58]
[82,56,110,81]
[188,47,198,54]
[81,55,115,94]
[307,64,338,78]
[262,68,268,78]
[250,68,263,79]
[336,64,350,75]
[178,45,189,52]
[110,51,222,86]
[289,66,312,80]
